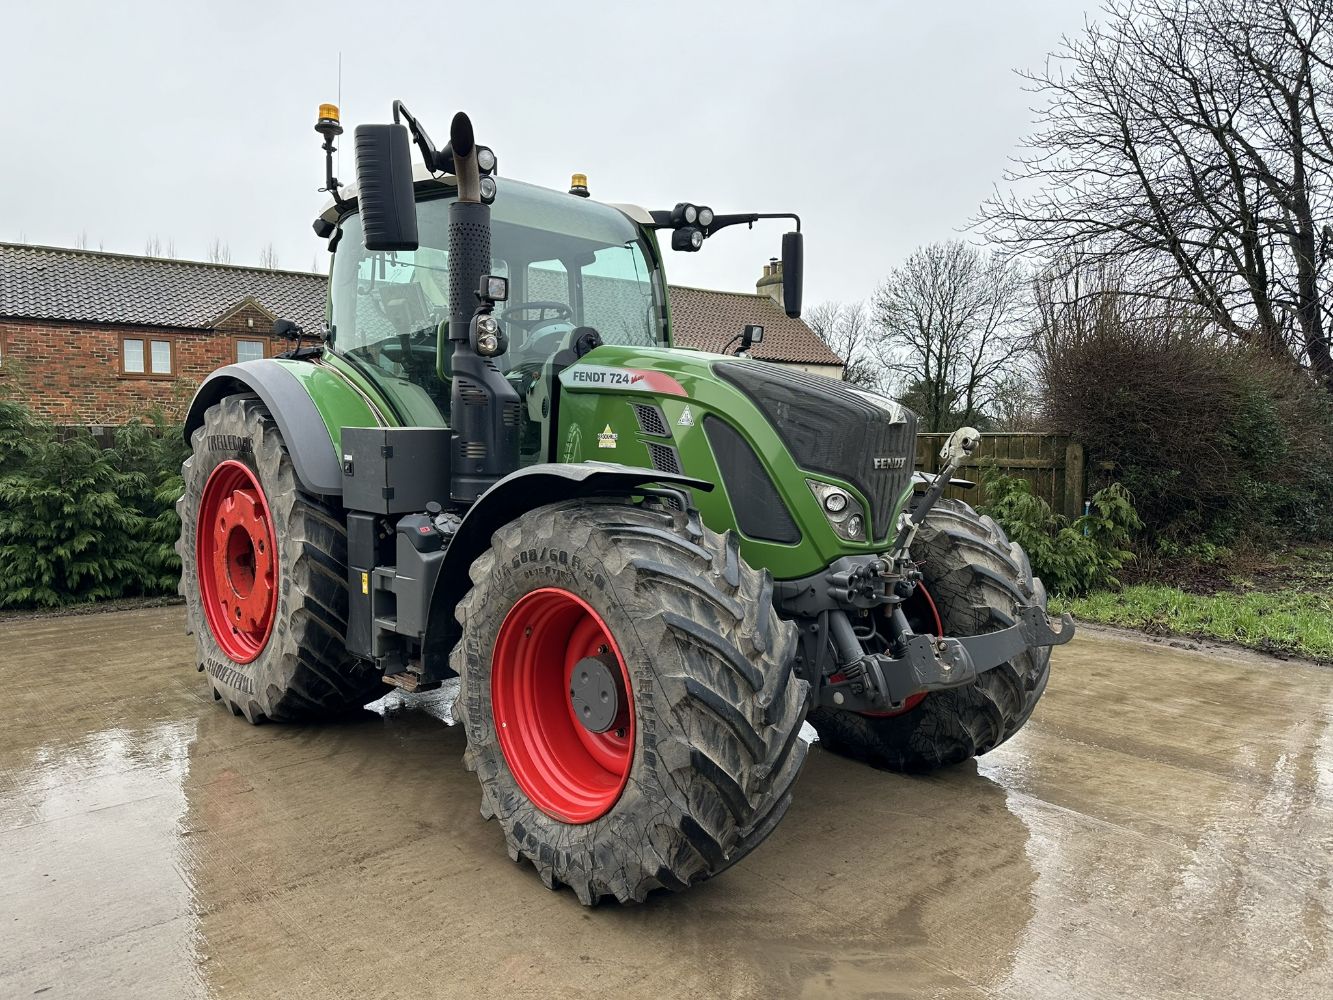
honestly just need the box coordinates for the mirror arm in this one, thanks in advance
[393,100,453,174]
[645,211,801,236]
[707,212,801,236]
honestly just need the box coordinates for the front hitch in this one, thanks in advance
[819,605,1075,713]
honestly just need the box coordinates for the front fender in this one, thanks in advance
[421,463,712,676]
[183,360,382,497]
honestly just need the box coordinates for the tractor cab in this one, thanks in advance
[323,178,669,467]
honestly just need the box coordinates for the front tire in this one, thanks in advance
[808,499,1051,771]
[454,500,810,904]
[177,394,382,722]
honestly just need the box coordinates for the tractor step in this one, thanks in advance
[381,672,441,693]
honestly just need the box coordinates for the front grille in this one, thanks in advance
[703,416,801,544]
[716,361,918,542]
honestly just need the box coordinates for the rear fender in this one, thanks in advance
[183,360,382,497]
[421,463,713,676]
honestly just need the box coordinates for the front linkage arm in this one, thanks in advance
[780,426,1075,714]
[823,605,1074,712]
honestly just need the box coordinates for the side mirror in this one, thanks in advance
[354,124,419,251]
[273,318,299,338]
[742,324,764,349]
[781,231,803,318]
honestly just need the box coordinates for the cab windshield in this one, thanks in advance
[328,178,668,426]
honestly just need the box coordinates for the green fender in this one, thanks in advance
[182,358,384,496]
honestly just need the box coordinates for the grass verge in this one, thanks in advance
[1051,585,1333,663]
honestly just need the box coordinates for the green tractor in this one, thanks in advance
[178,101,1072,904]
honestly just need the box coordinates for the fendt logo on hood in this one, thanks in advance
[873,457,907,470]
[558,364,687,398]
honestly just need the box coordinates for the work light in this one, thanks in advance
[672,227,704,251]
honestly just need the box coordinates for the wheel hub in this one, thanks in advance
[568,654,622,734]
[196,460,278,663]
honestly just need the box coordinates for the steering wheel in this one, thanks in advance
[500,301,574,330]
[377,328,438,370]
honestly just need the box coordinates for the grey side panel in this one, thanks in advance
[421,463,713,675]
[182,361,347,497]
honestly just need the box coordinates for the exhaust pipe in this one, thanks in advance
[447,112,520,503]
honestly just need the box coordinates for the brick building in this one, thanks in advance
[0,243,842,424]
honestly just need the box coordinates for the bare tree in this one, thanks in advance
[259,242,280,270]
[805,300,883,388]
[165,238,176,259]
[988,369,1045,430]
[75,230,89,250]
[981,0,1333,390]
[206,238,231,264]
[872,241,1029,431]
[144,235,162,257]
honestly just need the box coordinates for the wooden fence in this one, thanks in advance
[914,432,1086,518]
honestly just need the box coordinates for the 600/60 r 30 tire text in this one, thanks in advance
[454,499,811,905]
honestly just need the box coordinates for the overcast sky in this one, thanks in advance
[0,1,1091,309]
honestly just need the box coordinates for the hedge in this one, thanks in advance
[0,401,187,608]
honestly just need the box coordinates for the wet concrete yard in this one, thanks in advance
[1,605,1330,998]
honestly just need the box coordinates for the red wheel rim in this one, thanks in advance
[491,588,635,824]
[196,460,278,664]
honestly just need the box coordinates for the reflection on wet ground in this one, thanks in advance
[1,606,1329,998]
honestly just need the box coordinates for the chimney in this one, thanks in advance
[756,256,783,309]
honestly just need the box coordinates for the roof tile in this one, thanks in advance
[667,285,844,366]
[0,243,326,334]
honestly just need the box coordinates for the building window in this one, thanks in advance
[236,339,265,363]
[122,337,173,375]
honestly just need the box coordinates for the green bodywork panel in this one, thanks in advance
[269,357,394,452]
[554,344,899,581]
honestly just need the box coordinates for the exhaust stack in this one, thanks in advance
[446,112,520,502]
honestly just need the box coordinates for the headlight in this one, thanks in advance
[698,206,714,227]
[683,204,698,224]
[807,479,866,542]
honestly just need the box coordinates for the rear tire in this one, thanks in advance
[177,394,382,723]
[454,500,810,904]
[808,499,1051,771]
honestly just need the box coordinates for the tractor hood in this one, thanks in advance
[554,345,919,579]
